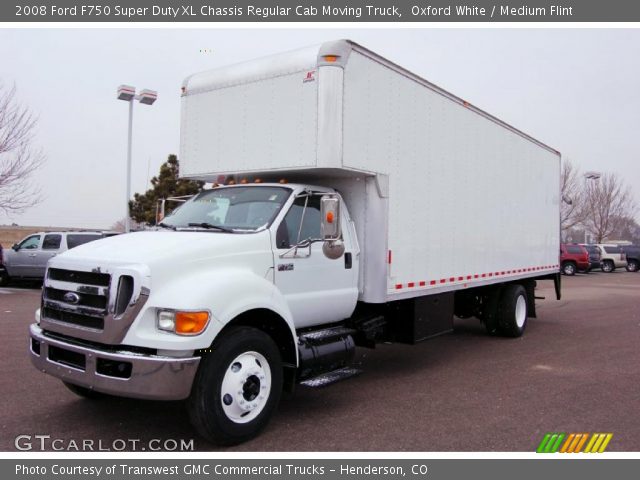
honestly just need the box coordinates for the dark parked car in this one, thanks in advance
[580,244,602,271]
[560,243,590,276]
[622,245,640,272]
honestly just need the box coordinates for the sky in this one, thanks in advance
[0,28,638,229]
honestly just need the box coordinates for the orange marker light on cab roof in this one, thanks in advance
[279,178,288,184]
[175,311,209,335]
[240,178,248,184]
[227,180,236,185]
[323,55,339,62]
[254,178,262,183]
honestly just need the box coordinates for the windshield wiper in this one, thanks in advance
[157,222,176,230]
[187,222,234,233]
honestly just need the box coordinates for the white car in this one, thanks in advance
[596,244,627,272]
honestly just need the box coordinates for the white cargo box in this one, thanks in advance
[180,40,560,303]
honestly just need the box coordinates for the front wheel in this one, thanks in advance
[497,284,528,338]
[187,326,283,446]
[0,271,10,287]
[627,260,639,272]
[601,260,615,273]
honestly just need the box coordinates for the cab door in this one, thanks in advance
[7,234,41,277]
[272,193,359,329]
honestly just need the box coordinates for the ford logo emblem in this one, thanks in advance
[63,292,81,304]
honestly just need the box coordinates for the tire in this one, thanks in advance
[187,326,283,446]
[601,260,615,273]
[63,381,108,399]
[497,284,528,338]
[561,262,576,276]
[627,260,639,272]
[0,271,10,287]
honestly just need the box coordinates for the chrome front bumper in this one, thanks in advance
[29,324,200,401]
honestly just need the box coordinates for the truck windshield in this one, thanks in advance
[161,186,291,232]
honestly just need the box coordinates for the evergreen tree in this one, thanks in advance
[129,154,203,225]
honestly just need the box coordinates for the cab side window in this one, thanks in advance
[276,195,321,249]
[42,234,62,250]
[19,235,41,250]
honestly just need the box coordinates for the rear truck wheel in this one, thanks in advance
[497,284,528,338]
[626,260,639,272]
[561,262,576,276]
[187,326,283,446]
[63,381,108,399]
[601,260,615,273]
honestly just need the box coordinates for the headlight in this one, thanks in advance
[157,310,210,335]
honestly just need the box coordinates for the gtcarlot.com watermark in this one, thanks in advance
[14,435,194,451]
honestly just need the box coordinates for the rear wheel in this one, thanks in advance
[601,260,615,273]
[561,262,576,276]
[497,284,528,338]
[626,260,639,272]
[0,271,10,287]
[187,326,283,445]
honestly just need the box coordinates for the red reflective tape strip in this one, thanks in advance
[440,279,446,284]
[395,284,402,290]
[449,277,455,282]
[388,250,392,264]
[467,275,472,280]
[458,276,464,281]
[430,280,436,285]
[408,282,415,288]
[419,281,426,287]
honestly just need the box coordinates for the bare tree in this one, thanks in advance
[582,173,636,243]
[0,84,44,214]
[560,158,586,237]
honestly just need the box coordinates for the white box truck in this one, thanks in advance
[29,40,561,445]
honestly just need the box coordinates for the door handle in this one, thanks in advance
[344,252,352,269]
[28,254,37,257]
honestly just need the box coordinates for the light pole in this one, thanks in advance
[583,171,601,244]
[117,85,157,233]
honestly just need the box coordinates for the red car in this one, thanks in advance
[560,243,590,275]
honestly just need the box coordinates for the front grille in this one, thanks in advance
[42,268,111,333]
[43,307,104,330]
[48,268,110,287]
[41,267,148,345]
[44,287,107,309]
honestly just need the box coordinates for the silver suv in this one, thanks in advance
[0,231,107,285]
[596,244,627,273]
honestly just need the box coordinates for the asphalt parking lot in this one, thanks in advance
[1,272,639,452]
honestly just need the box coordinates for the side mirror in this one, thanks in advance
[320,194,341,241]
[320,194,345,260]
[12,244,19,251]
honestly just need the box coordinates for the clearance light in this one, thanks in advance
[254,178,262,183]
[279,178,288,184]
[227,180,236,185]
[323,55,339,62]
[240,178,248,184]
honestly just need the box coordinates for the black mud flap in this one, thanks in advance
[554,272,562,300]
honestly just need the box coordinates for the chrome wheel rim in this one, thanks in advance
[220,351,271,424]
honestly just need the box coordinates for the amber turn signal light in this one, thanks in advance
[175,311,210,335]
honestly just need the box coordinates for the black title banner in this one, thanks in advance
[3,0,640,22]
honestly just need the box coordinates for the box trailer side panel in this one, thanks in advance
[341,50,561,300]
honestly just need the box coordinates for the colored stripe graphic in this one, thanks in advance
[538,433,613,453]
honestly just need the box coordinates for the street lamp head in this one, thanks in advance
[138,89,158,105]
[117,85,136,101]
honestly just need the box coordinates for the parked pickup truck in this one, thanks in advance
[0,231,107,286]
[28,40,561,445]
